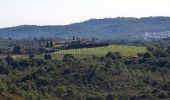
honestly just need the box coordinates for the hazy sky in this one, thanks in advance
[0,0,170,28]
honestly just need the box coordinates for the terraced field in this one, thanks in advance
[53,45,147,57]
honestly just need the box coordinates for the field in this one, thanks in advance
[0,45,147,60]
[53,45,147,57]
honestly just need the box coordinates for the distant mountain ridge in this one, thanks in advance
[1,17,170,39]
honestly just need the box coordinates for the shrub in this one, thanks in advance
[12,46,22,54]
[5,55,14,65]
[143,52,153,58]
[62,54,75,62]
[157,92,167,99]
[105,52,122,60]
[106,94,114,100]
[29,54,35,60]
[44,54,52,60]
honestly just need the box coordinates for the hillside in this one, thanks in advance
[53,45,147,57]
[0,45,170,99]
[1,17,170,39]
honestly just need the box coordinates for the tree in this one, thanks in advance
[62,54,75,62]
[45,39,54,48]
[44,54,52,60]
[147,45,158,52]
[106,94,114,100]
[5,55,13,65]
[0,49,2,54]
[166,46,170,54]
[29,54,35,60]
[105,51,122,60]
[143,52,153,58]
[39,47,47,53]
[73,36,75,40]
[45,41,50,48]
[104,58,112,68]
[12,46,22,54]
[49,38,54,48]
[137,53,143,57]
[147,45,162,57]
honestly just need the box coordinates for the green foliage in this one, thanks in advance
[29,54,35,60]
[45,41,50,48]
[44,54,52,60]
[62,54,75,62]
[105,51,122,59]
[5,55,14,65]
[0,44,169,99]
[49,38,54,48]
[143,51,153,58]
[45,39,54,48]
[12,46,22,54]
[54,45,147,57]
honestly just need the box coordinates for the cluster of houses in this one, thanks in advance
[48,37,110,52]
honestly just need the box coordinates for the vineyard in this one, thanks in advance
[53,45,147,57]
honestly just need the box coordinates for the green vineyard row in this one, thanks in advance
[53,45,147,57]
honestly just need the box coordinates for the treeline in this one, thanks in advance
[0,45,47,54]
[0,45,170,99]
[101,38,170,48]
[100,39,148,46]
[1,38,170,54]
[0,38,46,54]
[0,38,58,54]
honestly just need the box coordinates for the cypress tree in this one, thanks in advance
[50,38,54,47]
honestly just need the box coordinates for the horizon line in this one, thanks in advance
[1,16,170,29]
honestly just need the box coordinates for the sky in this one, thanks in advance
[0,0,170,28]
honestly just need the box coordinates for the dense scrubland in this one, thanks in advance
[0,38,170,99]
[0,44,170,100]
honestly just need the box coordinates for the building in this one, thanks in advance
[51,36,110,51]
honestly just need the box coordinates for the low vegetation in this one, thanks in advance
[54,45,147,57]
[0,45,169,99]
[0,38,170,99]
